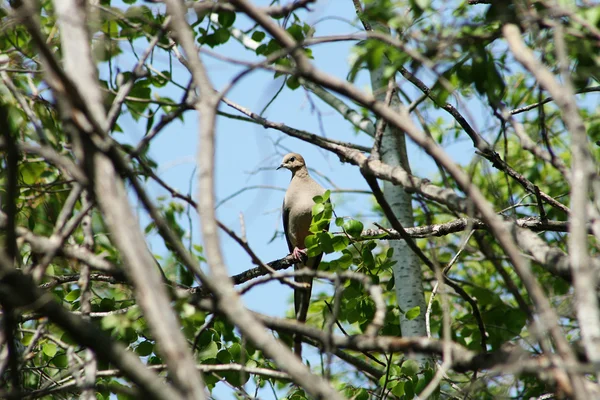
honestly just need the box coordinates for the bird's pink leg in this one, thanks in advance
[292,247,307,261]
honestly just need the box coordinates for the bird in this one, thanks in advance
[277,152,327,358]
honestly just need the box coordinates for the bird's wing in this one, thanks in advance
[282,202,293,253]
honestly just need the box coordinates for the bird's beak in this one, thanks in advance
[276,164,284,170]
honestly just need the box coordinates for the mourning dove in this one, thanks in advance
[277,152,327,358]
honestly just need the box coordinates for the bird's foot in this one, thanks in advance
[292,247,307,262]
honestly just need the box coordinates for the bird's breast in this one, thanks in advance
[283,177,326,249]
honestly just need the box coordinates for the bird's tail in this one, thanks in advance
[294,264,314,358]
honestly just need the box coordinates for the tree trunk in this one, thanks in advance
[367,26,431,367]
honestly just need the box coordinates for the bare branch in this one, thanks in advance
[510,86,600,115]
[188,0,315,18]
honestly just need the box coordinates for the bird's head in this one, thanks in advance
[277,153,306,172]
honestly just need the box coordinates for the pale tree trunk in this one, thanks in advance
[366,26,431,367]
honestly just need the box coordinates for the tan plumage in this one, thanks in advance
[278,153,326,358]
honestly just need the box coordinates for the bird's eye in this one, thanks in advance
[290,157,295,162]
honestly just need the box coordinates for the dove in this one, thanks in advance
[277,152,327,357]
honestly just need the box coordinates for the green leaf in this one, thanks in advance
[331,236,349,252]
[196,330,215,350]
[205,28,231,47]
[365,43,385,70]
[263,39,282,55]
[405,305,421,320]
[306,244,321,258]
[223,369,249,388]
[287,24,304,41]
[229,343,242,363]
[404,377,415,399]
[286,76,301,90]
[218,11,236,28]
[378,374,388,388]
[136,341,154,356]
[402,359,420,376]
[255,43,267,55]
[383,65,397,79]
[122,328,138,344]
[305,234,318,249]
[343,219,364,238]
[102,314,120,330]
[198,341,219,361]
[311,218,330,233]
[553,278,570,296]
[361,246,374,268]
[216,349,231,363]
[21,162,46,185]
[318,232,334,254]
[336,252,353,268]
[126,82,152,118]
[323,201,333,219]
[312,202,325,217]
[345,388,369,400]
[100,297,116,311]
[117,390,137,400]
[51,354,68,368]
[505,308,527,336]
[64,289,80,302]
[391,381,405,397]
[151,71,170,88]
[144,221,156,234]
[43,342,57,357]
[469,286,502,307]
[335,217,345,227]
[148,356,163,365]
[415,373,431,395]
[251,31,266,42]
[346,302,361,323]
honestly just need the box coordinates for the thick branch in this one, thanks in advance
[189,0,315,18]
